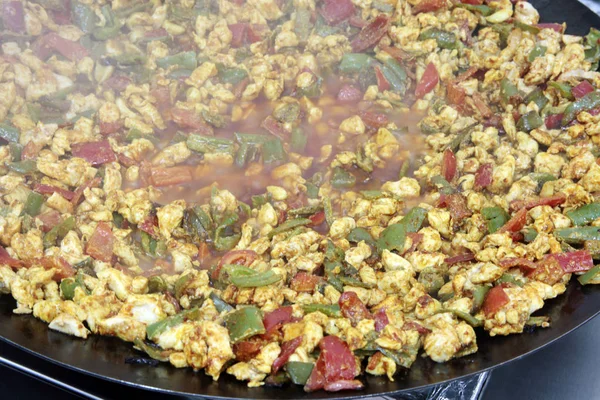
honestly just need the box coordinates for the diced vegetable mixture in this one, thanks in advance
[1,0,600,392]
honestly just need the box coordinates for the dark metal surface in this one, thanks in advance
[1,0,600,398]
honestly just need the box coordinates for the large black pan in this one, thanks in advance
[1,1,600,398]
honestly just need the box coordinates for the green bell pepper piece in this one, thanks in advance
[156,51,198,70]
[331,167,356,189]
[147,307,200,340]
[562,91,600,126]
[286,362,314,385]
[133,338,171,362]
[268,218,312,239]
[566,203,600,226]
[419,28,458,50]
[517,111,544,132]
[548,81,574,100]
[225,306,266,343]
[290,128,307,153]
[187,134,236,154]
[577,264,600,285]
[0,123,19,143]
[302,304,342,318]
[339,53,372,74]
[71,1,96,33]
[347,227,376,247]
[23,192,44,217]
[554,226,600,244]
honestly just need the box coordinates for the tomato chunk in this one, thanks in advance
[86,222,115,263]
[233,338,265,362]
[71,140,117,166]
[415,62,439,99]
[337,84,363,103]
[351,15,389,52]
[339,291,372,325]
[290,272,322,292]
[3,1,26,33]
[482,285,510,317]
[439,193,472,221]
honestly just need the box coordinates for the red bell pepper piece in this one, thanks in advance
[170,108,213,135]
[527,257,565,285]
[415,62,439,99]
[32,32,89,62]
[374,65,390,91]
[262,306,294,333]
[33,184,75,201]
[37,256,75,281]
[499,257,537,272]
[0,246,24,268]
[497,208,528,234]
[305,336,360,392]
[272,335,304,373]
[474,163,493,191]
[320,0,355,25]
[374,308,389,332]
[510,194,566,212]
[413,0,446,14]
[535,23,564,33]
[549,250,594,273]
[545,113,564,129]
[445,252,475,265]
[572,80,595,99]
[439,193,472,221]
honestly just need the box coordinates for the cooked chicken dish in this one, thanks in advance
[1,0,600,392]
